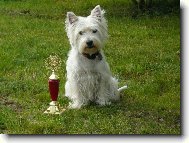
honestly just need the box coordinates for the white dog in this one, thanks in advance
[65,5,127,109]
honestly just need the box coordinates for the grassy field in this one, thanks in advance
[0,0,180,134]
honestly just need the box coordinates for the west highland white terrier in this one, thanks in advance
[65,5,127,109]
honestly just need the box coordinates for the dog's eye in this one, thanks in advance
[79,31,83,35]
[92,29,97,33]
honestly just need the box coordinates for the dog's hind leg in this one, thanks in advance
[95,77,119,106]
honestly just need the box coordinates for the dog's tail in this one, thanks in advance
[118,85,128,92]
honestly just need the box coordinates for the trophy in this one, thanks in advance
[44,55,65,114]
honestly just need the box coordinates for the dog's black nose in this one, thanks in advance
[86,40,94,48]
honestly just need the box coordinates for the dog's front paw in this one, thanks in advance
[96,99,111,106]
[68,102,82,109]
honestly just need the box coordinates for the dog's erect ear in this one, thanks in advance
[90,5,102,21]
[67,12,78,24]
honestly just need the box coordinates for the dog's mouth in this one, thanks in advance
[82,51,102,60]
[82,45,102,60]
[84,45,98,53]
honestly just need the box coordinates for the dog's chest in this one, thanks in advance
[75,71,101,86]
[74,71,102,98]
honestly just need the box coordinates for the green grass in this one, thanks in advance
[0,0,180,134]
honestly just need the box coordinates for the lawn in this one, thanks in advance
[0,0,180,134]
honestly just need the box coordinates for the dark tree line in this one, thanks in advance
[132,0,152,11]
[131,0,179,14]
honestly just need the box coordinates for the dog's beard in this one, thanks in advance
[78,41,100,55]
[83,46,99,55]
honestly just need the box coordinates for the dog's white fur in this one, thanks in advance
[65,5,127,109]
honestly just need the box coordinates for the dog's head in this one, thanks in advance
[65,5,108,55]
